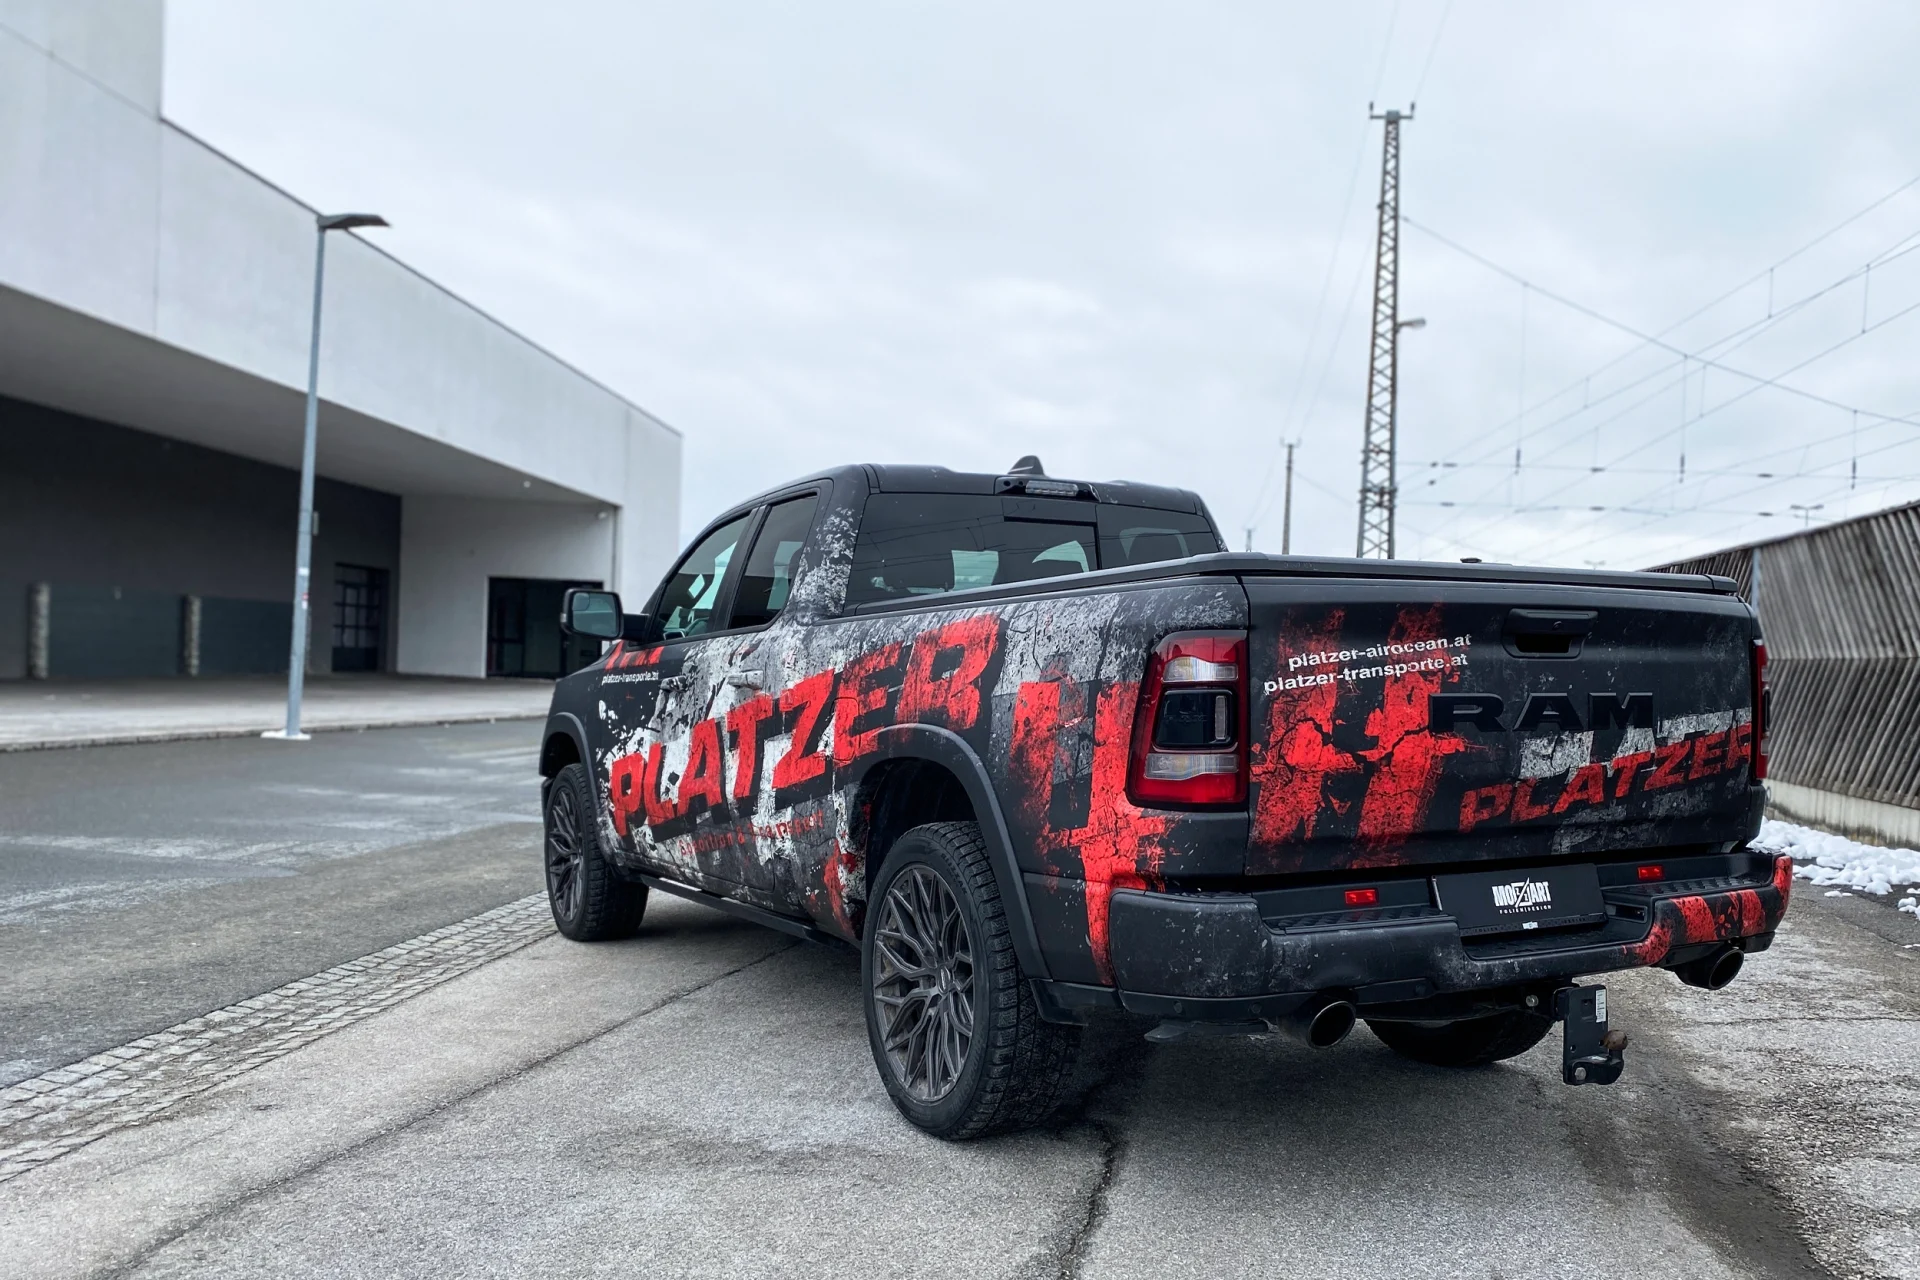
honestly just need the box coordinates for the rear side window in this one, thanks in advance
[846,495,1095,607]
[730,494,819,629]
[1097,508,1221,566]
[655,513,751,639]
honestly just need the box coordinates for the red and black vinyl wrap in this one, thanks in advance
[551,486,1771,996]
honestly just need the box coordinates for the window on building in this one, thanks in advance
[487,577,603,678]
[729,494,820,629]
[331,565,389,672]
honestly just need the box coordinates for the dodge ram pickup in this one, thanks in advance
[537,458,1787,1138]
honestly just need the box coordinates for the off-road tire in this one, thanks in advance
[862,821,1082,1139]
[1366,1009,1555,1068]
[544,762,647,941]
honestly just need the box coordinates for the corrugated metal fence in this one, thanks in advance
[1654,500,1920,814]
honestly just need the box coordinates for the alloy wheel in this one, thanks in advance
[545,782,584,920]
[871,864,976,1103]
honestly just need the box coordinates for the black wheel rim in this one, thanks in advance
[545,783,584,920]
[871,864,975,1104]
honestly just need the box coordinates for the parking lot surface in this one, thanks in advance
[1,727,1916,1278]
[0,721,543,1084]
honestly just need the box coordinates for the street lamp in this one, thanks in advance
[265,212,389,742]
[1790,503,1825,530]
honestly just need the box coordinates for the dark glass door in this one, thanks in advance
[331,565,389,672]
[487,577,603,678]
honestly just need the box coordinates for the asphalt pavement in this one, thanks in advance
[0,721,545,1084]
[2,726,1916,1278]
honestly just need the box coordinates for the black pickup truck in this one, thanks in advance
[538,459,1789,1138]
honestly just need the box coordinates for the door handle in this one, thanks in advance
[727,669,765,690]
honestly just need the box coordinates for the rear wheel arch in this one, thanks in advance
[856,757,975,899]
[844,725,1053,981]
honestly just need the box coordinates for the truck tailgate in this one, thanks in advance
[1244,578,1759,875]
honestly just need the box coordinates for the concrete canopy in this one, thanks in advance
[0,281,604,507]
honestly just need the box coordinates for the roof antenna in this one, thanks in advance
[1007,455,1046,476]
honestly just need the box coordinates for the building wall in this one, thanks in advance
[0,396,401,677]
[617,414,685,605]
[396,497,617,678]
[0,0,684,680]
[0,0,681,541]
[0,0,164,113]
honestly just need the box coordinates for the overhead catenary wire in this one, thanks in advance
[1399,217,1920,555]
[1245,3,1404,534]
[1429,242,1920,500]
[1433,295,1920,558]
[1451,410,1920,565]
[1404,215,1920,430]
[1514,427,1920,565]
[1410,0,1454,103]
[1399,173,1920,482]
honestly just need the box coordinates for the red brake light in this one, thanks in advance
[1751,638,1770,781]
[1344,887,1379,907]
[1127,630,1248,808]
[1637,865,1664,882]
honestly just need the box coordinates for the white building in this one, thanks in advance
[0,0,681,681]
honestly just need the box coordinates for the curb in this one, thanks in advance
[0,710,547,753]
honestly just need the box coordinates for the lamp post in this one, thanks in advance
[265,212,389,742]
[1790,503,1824,530]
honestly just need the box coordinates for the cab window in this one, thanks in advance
[845,495,1096,607]
[1095,509,1221,566]
[730,494,820,629]
[656,514,751,639]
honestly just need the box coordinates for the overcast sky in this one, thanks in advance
[163,2,1920,567]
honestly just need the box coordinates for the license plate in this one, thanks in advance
[1433,864,1606,937]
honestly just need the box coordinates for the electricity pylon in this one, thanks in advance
[1356,104,1413,559]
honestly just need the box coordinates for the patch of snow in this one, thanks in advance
[1754,819,1920,909]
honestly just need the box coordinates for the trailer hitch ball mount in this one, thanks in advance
[1554,983,1627,1086]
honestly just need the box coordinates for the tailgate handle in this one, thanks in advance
[1504,609,1596,657]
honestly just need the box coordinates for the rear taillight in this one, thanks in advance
[1127,630,1248,808]
[1751,638,1770,781]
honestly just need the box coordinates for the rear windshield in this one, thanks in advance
[845,494,1219,607]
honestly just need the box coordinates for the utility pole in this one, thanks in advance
[1356,104,1413,559]
[1281,440,1297,554]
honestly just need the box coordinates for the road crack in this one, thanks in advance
[1054,1118,1123,1280]
[1026,1019,1151,1280]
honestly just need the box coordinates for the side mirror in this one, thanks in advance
[621,612,654,643]
[561,588,623,640]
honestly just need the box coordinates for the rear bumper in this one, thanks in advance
[1043,852,1793,1022]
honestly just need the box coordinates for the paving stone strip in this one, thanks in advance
[0,893,555,1185]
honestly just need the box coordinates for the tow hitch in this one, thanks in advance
[1554,983,1627,1085]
